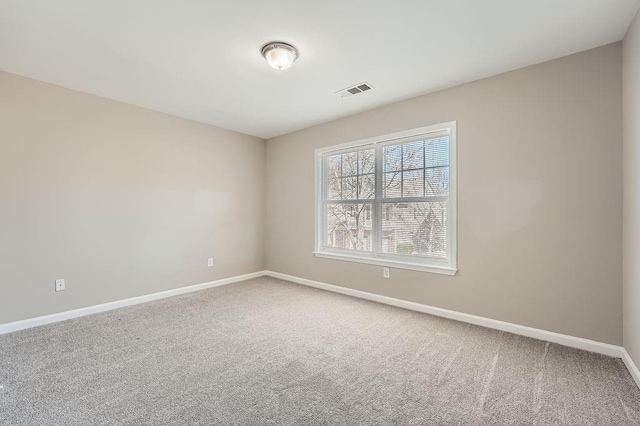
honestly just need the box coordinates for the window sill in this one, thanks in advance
[313,251,457,276]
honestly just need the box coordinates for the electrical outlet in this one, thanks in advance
[207,257,214,267]
[55,279,66,292]
[383,268,390,278]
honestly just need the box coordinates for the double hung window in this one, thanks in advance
[315,122,457,275]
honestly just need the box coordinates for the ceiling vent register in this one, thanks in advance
[335,82,374,98]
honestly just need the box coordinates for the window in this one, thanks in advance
[315,122,456,275]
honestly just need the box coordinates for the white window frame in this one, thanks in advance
[314,121,457,275]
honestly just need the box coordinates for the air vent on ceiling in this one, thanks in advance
[335,82,374,98]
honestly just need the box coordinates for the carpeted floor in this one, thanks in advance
[1,277,639,425]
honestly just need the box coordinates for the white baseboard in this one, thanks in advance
[3,268,637,391]
[265,270,623,358]
[622,348,640,390]
[0,270,267,335]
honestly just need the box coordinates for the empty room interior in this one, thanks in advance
[3,0,640,424]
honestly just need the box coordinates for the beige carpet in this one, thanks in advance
[1,276,639,425]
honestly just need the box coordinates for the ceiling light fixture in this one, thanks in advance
[261,42,298,71]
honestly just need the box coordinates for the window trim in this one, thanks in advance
[314,121,457,275]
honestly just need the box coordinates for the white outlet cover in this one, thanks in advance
[207,258,214,267]
[55,279,66,292]
[383,268,390,278]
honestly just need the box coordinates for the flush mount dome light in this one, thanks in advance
[261,42,298,70]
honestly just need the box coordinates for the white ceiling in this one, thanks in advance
[1,1,638,139]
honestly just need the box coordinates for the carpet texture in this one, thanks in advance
[1,276,639,425]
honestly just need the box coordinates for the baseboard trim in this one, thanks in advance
[0,270,267,335]
[265,270,623,358]
[3,269,637,390]
[622,349,640,390]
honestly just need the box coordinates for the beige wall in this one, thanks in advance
[0,42,626,347]
[624,11,640,366]
[266,44,623,345]
[0,71,266,324]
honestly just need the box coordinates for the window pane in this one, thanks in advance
[425,136,449,167]
[358,149,375,175]
[383,145,402,172]
[358,174,375,199]
[425,166,449,196]
[342,152,358,176]
[383,172,401,198]
[381,202,447,258]
[328,154,342,178]
[342,176,358,200]
[328,178,341,200]
[403,140,424,170]
[326,203,374,251]
[402,169,424,197]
